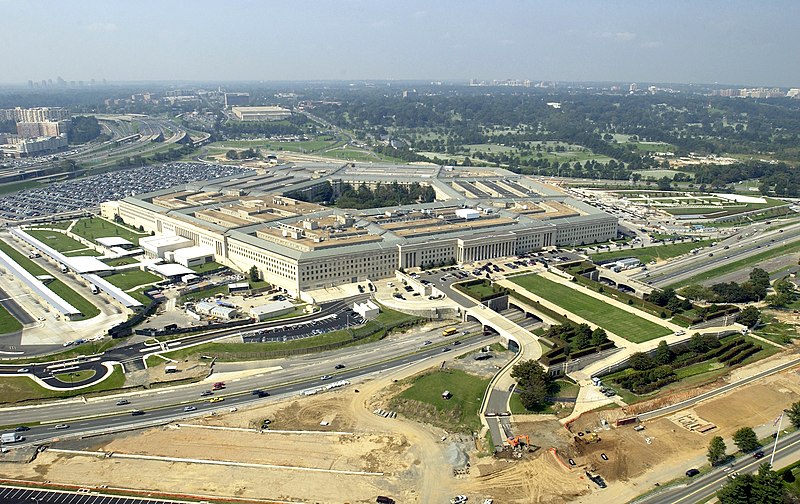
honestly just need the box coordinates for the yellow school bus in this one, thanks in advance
[442,327,458,337]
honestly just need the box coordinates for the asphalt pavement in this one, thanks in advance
[0,486,188,504]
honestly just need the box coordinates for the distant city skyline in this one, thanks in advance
[2,0,798,87]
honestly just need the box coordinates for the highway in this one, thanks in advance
[0,330,492,446]
[632,221,800,287]
[635,429,800,504]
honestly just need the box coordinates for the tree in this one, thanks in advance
[628,352,655,371]
[737,306,761,328]
[717,473,756,504]
[708,435,727,466]
[787,401,800,429]
[225,149,239,160]
[654,340,674,365]
[511,360,556,411]
[590,328,608,346]
[249,265,259,283]
[751,464,784,504]
[732,427,760,453]
[657,176,672,191]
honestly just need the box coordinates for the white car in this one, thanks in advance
[450,496,468,504]
[16,368,29,373]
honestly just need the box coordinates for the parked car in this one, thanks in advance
[685,468,700,477]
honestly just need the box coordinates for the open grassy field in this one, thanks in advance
[102,256,139,267]
[25,229,86,252]
[0,366,125,404]
[0,305,23,335]
[54,369,97,383]
[0,240,99,320]
[63,249,102,257]
[591,239,714,264]
[70,217,148,245]
[394,369,488,432]
[510,274,673,342]
[104,270,162,291]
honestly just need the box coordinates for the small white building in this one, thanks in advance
[172,246,215,268]
[455,208,480,220]
[139,235,192,259]
[210,305,238,319]
[193,301,216,315]
[353,300,380,319]
[249,300,295,321]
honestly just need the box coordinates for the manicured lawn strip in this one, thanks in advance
[104,270,162,291]
[70,217,147,244]
[29,220,74,230]
[102,256,139,266]
[190,261,225,274]
[54,369,97,383]
[591,240,713,264]
[63,249,102,257]
[179,284,231,303]
[25,229,86,252]
[0,239,99,319]
[510,274,672,342]
[669,239,800,289]
[395,369,488,432]
[0,304,23,334]
[0,366,125,404]
[128,286,154,305]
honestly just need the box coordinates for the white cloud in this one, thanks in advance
[86,22,118,33]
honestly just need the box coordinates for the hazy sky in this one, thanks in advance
[2,0,798,86]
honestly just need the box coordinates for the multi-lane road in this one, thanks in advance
[632,221,800,287]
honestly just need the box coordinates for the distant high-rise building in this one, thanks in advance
[16,121,63,139]
[629,83,638,93]
[13,107,70,122]
[402,89,417,99]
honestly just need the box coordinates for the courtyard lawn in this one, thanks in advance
[190,261,224,274]
[70,217,148,245]
[104,270,162,291]
[510,274,672,343]
[24,229,86,252]
[0,366,125,404]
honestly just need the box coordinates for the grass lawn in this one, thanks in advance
[0,304,23,334]
[102,256,139,267]
[0,240,99,320]
[0,366,125,404]
[592,240,714,264]
[128,286,154,305]
[669,239,800,288]
[29,220,73,230]
[25,229,86,252]
[455,281,502,300]
[104,270,161,291]
[70,217,147,245]
[394,369,488,432]
[754,321,799,345]
[63,249,102,257]
[511,274,672,342]
[190,261,224,274]
[54,369,97,383]
[179,284,230,303]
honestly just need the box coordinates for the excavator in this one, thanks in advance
[507,435,530,447]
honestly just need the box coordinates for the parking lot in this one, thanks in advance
[0,162,248,221]
[241,309,360,343]
[0,486,190,504]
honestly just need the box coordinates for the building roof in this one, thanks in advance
[0,248,80,316]
[139,235,193,248]
[173,245,215,261]
[67,256,114,274]
[250,300,294,315]
[96,237,133,247]
[83,273,143,308]
[149,263,194,277]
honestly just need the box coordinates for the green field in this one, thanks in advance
[63,248,102,257]
[25,229,86,252]
[0,240,99,320]
[0,366,125,404]
[510,274,673,342]
[393,369,489,432]
[54,369,97,383]
[591,240,713,264]
[190,261,224,273]
[104,270,162,291]
[102,256,139,266]
[70,217,148,245]
[0,304,23,335]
